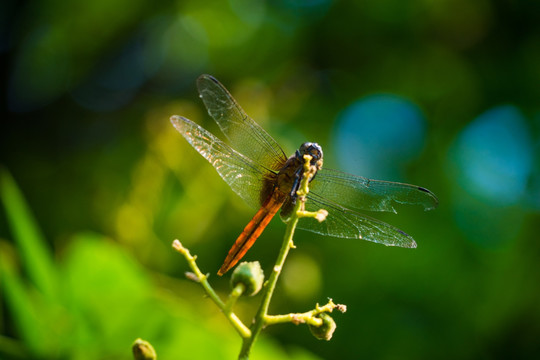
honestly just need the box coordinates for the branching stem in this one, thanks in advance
[172,240,251,339]
[173,154,337,360]
[264,299,346,326]
[238,154,321,359]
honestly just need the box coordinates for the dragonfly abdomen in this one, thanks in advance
[218,191,287,275]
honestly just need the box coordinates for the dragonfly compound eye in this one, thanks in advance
[309,143,323,160]
[300,142,323,160]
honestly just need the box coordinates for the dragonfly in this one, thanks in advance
[171,74,438,275]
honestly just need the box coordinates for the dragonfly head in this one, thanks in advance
[298,142,324,170]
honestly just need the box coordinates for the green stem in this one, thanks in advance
[238,206,299,359]
[266,313,321,326]
[174,154,329,359]
[238,154,320,360]
[264,299,346,326]
[225,283,245,313]
[172,240,251,339]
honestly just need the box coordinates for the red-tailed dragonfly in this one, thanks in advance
[171,75,438,275]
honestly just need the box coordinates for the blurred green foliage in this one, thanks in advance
[0,169,320,360]
[1,0,540,359]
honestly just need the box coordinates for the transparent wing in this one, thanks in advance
[298,191,417,248]
[196,74,287,171]
[170,116,268,209]
[310,168,438,213]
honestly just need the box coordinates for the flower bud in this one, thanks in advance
[309,313,336,341]
[230,261,264,296]
[132,338,157,360]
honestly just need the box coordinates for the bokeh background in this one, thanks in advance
[2,0,540,359]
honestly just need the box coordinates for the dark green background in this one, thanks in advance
[2,0,539,359]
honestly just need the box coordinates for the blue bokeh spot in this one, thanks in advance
[333,94,426,180]
[451,105,533,206]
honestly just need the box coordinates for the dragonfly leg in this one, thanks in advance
[289,167,304,199]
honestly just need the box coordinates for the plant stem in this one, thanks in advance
[238,207,299,359]
[238,154,320,359]
[225,283,245,313]
[174,154,328,359]
[172,240,251,339]
[264,299,346,326]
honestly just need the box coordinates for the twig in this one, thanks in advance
[171,153,336,359]
[238,154,323,359]
[264,299,347,326]
[172,240,251,339]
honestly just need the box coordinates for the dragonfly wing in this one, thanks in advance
[310,168,438,213]
[298,192,417,248]
[171,116,268,209]
[196,74,287,171]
